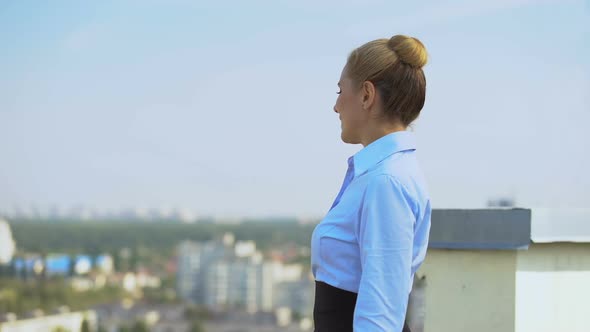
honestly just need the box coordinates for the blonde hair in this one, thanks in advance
[346,35,428,126]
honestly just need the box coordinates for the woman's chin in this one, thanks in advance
[340,132,355,144]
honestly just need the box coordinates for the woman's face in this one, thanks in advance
[334,67,367,144]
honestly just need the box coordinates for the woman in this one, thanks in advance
[311,35,432,332]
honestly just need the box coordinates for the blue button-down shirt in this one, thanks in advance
[311,131,431,332]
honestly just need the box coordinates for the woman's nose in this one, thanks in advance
[333,106,338,113]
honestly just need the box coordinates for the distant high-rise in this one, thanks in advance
[0,219,16,264]
[487,197,516,208]
[176,239,228,304]
[177,234,292,313]
[205,258,277,313]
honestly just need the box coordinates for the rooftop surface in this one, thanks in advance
[428,208,590,250]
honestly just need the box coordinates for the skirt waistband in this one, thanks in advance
[313,281,411,332]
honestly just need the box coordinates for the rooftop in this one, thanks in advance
[428,208,590,250]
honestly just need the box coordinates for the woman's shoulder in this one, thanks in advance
[369,152,430,200]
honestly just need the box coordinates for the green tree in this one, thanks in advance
[52,327,71,332]
[190,321,205,332]
[81,318,90,332]
[131,320,149,332]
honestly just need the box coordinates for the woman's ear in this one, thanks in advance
[361,81,376,111]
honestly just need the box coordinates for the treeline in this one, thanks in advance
[9,220,317,255]
[0,277,122,316]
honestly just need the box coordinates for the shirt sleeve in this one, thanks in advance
[353,174,416,332]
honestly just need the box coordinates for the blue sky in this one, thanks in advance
[0,0,588,218]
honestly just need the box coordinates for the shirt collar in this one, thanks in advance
[349,131,417,177]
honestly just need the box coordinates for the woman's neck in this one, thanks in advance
[360,122,407,147]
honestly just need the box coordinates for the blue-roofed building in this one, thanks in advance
[45,254,72,277]
[412,208,590,332]
[12,257,25,277]
[12,255,44,278]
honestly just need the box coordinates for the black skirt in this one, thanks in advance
[313,281,411,332]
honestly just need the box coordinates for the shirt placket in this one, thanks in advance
[330,157,355,210]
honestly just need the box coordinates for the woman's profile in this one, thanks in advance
[311,35,431,332]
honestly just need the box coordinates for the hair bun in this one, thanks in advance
[388,35,428,69]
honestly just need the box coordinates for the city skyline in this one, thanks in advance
[1,0,588,218]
